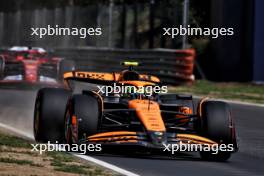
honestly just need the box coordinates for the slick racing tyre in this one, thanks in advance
[198,101,236,161]
[58,59,75,81]
[0,56,4,80]
[34,88,71,143]
[65,93,100,144]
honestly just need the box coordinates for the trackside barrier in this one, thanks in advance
[51,47,195,85]
[0,47,195,85]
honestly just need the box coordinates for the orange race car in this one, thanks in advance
[33,62,238,161]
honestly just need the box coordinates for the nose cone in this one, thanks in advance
[148,131,167,146]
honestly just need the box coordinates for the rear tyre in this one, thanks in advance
[65,93,100,143]
[58,59,75,81]
[34,88,71,143]
[198,101,236,161]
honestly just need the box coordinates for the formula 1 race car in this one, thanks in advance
[0,46,75,84]
[33,62,238,161]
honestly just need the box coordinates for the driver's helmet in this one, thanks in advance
[122,85,154,100]
[120,70,140,81]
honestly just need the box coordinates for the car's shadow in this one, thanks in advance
[85,150,202,162]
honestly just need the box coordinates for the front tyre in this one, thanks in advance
[34,88,71,143]
[65,93,100,144]
[199,101,237,161]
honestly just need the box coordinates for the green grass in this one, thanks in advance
[0,157,33,165]
[54,164,91,175]
[169,80,264,104]
[0,132,116,175]
[47,151,74,163]
[0,134,31,148]
[48,151,106,175]
[49,152,89,174]
[55,166,104,175]
[0,157,42,167]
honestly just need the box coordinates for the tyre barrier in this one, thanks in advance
[51,47,195,85]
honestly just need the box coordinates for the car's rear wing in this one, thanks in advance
[63,71,160,86]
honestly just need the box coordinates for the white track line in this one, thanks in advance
[0,123,34,139]
[75,154,139,176]
[215,99,264,107]
[193,95,264,107]
[0,122,140,176]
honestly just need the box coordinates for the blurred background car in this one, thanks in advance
[0,46,75,84]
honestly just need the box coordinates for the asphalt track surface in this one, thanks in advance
[0,87,264,176]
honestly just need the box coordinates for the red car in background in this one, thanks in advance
[0,46,75,85]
